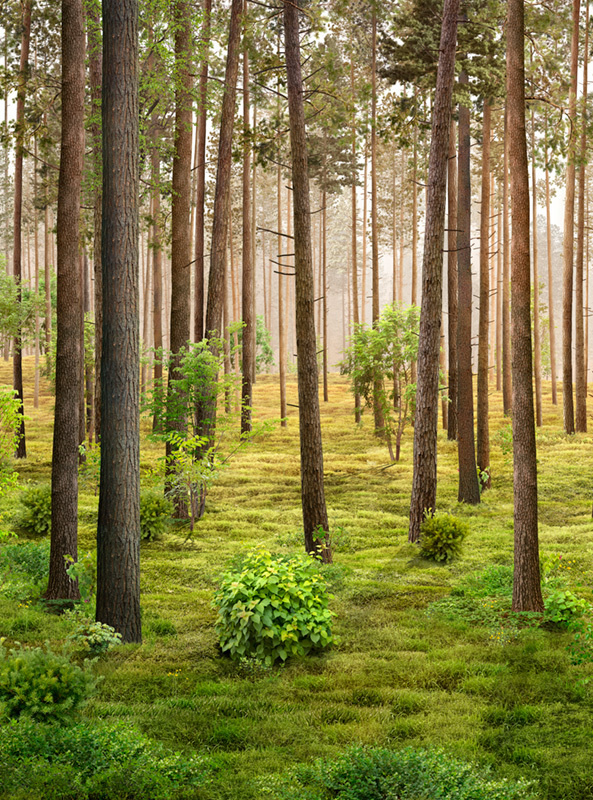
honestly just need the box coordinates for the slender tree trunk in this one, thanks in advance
[563,0,580,435]
[151,150,163,429]
[362,141,368,326]
[278,162,287,425]
[194,0,211,343]
[33,131,40,409]
[408,0,460,542]
[447,120,458,440]
[96,0,142,642]
[507,0,543,613]
[44,180,51,361]
[531,112,543,427]
[502,107,512,414]
[350,53,361,423]
[496,186,502,391]
[545,116,557,405]
[575,0,588,432]
[88,3,102,443]
[241,3,254,433]
[322,189,328,401]
[477,100,491,487]
[457,67,480,505]
[283,0,331,562]
[371,9,382,432]
[46,0,84,602]
[12,0,32,460]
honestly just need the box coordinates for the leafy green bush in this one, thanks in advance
[419,513,469,563]
[17,484,52,536]
[0,718,209,799]
[264,745,535,799]
[140,489,173,541]
[544,588,589,627]
[0,540,50,585]
[0,641,96,722]
[66,612,122,655]
[213,547,335,665]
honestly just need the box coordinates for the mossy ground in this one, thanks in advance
[1,358,593,799]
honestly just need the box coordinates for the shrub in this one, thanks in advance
[0,718,209,799]
[213,547,335,665]
[17,484,52,536]
[544,588,589,627]
[0,640,96,722]
[140,489,172,541]
[419,513,469,563]
[66,613,122,655]
[0,540,50,585]
[264,745,536,800]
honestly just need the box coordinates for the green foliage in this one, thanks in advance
[213,548,335,665]
[140,489,173,541]
[78,443,101,495]
[0,272,43,348]
[17,484,51,536]
[341,304,420,461]
[0,641,96,722]
[0,540,50,587]
[66,613,122,655]
[544,589,589,628]
[236,315,275,373]
[265,745,535,799]
[0,718,210,799]
[567,620,593,665]
[0,386,23,537]
[64,552,96,604]
[419,513,469,563]
[496,422,513,461]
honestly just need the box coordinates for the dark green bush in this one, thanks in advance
[0,641,96,722]
[17,484,52,536]
[213,547,335,665]
[419,513,469,563]
[140,489,173,541]
[0,718,209,799]
[0,540,50,584]
[266,745,535,799]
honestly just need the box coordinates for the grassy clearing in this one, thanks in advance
[1,358,593,798]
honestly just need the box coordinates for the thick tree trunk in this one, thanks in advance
[477,100,491,487]
[507,0,543,613]
[46,0,84,603]
[447,119,458,440]
[575,1,588,432]
[562,0,580,435]
[12,0,32,459]
[283,0,331,562]
[241,2,254,433]
[96,0,142,642]
[457,68,480,505]
[194,0,211,343]
[408,0,459,542]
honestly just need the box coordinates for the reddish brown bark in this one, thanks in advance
[477,100,491,487]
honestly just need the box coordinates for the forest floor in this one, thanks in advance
[1,357,593,799]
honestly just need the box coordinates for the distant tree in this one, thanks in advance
[45,0,85,603]
[507,0,543,613]
[96,0,142,643]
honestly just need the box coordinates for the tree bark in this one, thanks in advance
[46,0,84,603]
[350,51,361,423]
[477,100,491,487]
[456,68,480,505]
[531,112,542,427]
[371,10,382,432]
[96,0,142,642]
[502,107,512,414]
[545,115,557,405]
[575,0,588,432]
[408,0,460,542]
[447,119,458,441]
[12,0,32,459]
[283,0,331,562]
[241,0,254,433]
[507,0,543,613]
[562,0,580,435]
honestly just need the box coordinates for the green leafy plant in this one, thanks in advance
[66,614,122,655]
[477,465,491,494]
[213,547,335,665]
[568,620,593,665]
[0,385,25,538]
[140,489,173,541]
[495,421,513,461]
[0,718,209,800]
[17,484,52,536]
[0,640,96,722]
[78,443,101,495]
[544,588,589,627]
[341,303,420,462]
[64,551,96,604]
[263,745,535,799]
[419,513,469,563]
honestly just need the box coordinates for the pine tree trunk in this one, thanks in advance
[575,1,588,432]
[151,150,163,427]
[96,0,142,642]
[447,119,458,441]
[502,108,512,414]
[33,132,40,409]
[283,0,331,562]
[46,0,84,603]
[477,100,491,487]
[545,116,558,405]
[371,9,382,432]
[194,0,211,343]
[457,68,480,505]
[562,0,580,435]
[496,186,502,391]
[507,0,543,613]
[362,142,368,326]
[322,189,329,402]
[241,7,254,433]
[531,112,543,427]
[350,53,361,423]
[408,0,460,542]
[12,0,32,460]
[278,161,287,426]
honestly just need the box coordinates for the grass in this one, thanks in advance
[1,357,593,798]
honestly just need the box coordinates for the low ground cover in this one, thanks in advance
[1,359,593,799]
